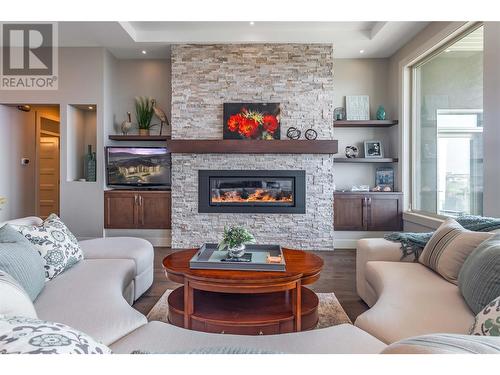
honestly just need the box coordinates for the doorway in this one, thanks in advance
[38,116,60,218]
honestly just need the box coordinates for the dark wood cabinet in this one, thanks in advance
[104,190,171,229]
[334,192,403,231]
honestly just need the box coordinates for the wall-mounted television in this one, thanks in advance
[106,147,171,187]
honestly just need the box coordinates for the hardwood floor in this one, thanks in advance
[133,248,368,322]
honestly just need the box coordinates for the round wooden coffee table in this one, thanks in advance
[163,248,323,335]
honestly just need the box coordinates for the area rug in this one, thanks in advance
[147,290,351,329]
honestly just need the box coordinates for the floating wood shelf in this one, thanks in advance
[165,139,338,154]
[334,158,398,163]
[334,120,398,128]
[108,135,171,141]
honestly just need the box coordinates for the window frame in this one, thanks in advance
[409,23,484,219]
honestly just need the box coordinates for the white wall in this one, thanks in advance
[0,105,36,221]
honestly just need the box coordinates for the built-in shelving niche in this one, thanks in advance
[67,104,97,182]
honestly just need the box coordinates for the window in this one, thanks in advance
[412,25,484,217]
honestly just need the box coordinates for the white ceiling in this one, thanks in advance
[58,21,430,59]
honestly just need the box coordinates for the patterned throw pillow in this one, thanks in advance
[15,214,83,281]
[470,296,500,336]
[419,218,493,284]
[0,315,111,354]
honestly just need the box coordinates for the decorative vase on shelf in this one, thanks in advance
[121,112,132,135]
[228,244,246,259]
[376,105,386,120]
[83,145,96,182]
[139,128,150,136]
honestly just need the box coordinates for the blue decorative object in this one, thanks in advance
[376,105,386,120]
[384,215,500,260]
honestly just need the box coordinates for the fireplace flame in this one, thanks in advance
[211,188,293,203]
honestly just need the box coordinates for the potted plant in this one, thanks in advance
[0,197,6,210]
[217,226,256,258]
[135,96,155,136]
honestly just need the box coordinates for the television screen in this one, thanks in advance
[106,147,171,187]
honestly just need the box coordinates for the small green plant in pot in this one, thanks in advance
[218,226,256,258]
[135,96,155,135]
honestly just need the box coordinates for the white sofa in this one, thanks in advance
[3,216,496,354]
[354,238,475,344]
[0,216,386,354]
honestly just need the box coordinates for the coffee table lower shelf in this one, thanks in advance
[167,286,319,335]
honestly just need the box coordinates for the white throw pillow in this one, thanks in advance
[470,296,500,336]
[0,271,37,319]
[0,315,111,354]
[15,214,83,281]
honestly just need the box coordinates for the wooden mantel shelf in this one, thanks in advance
[165,139,338,154]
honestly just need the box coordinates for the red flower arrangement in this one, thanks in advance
[226,106,280,140]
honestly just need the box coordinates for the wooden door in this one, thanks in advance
[38,135,60,219]
[366,193,403,231]
[104,191,138,229]
[333,193,366,231]
[139,191,171,229]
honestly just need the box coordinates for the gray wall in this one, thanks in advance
[110,59,171,136]
[483,22,500,217]
[170,44,335,250]
[332,58,398,191]
[388,21,500,226]
[0,105,36,221]
[0,48,106,238]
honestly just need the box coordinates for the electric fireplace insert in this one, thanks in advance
[198,170,306,214]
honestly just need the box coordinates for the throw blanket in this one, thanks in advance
[384,215,500,260]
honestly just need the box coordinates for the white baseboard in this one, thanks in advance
[103,229,172,247]
[334,231,388,249]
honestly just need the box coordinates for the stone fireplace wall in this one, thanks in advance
[171,44,335,250]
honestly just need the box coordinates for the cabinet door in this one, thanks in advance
[104,191,138,229]
[367,194,403,231]
[139,191,171,229]
[333,194,366,231]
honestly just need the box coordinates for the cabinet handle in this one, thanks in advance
[134,195,138,205]
[259,330,264,335]
[221,330,225,334]
[139,196,143,206]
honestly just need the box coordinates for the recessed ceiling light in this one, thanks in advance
[88,106,93,110]
[359,49,365,54]
[445,49,451,53]
[249,21,255,26]
[141,50,147,55]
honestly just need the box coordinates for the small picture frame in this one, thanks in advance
[375,167,394,191]
[364,140,383,158]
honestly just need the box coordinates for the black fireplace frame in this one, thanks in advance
[198,170,306,214]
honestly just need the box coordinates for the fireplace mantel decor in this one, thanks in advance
[198,170,306,214]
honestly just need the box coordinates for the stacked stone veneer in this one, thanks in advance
[171,44,335,250]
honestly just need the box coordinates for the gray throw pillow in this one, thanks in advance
[0,224,45,301]
[458,233,500,314]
